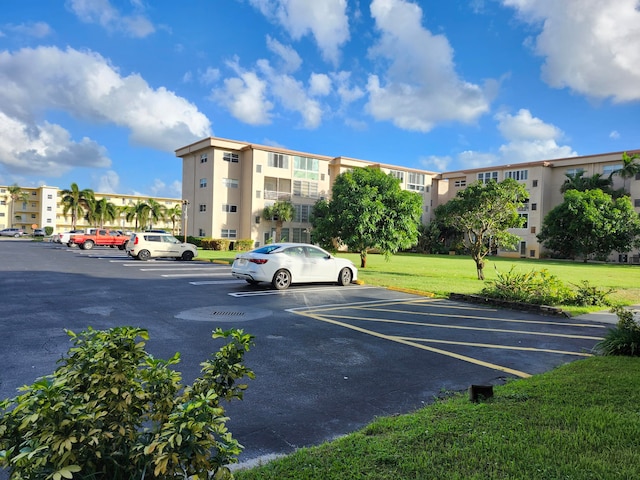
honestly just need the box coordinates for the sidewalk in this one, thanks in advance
[574,305,640,325]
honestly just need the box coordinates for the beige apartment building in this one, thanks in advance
[176,137,640,262]
[0,186,180,235]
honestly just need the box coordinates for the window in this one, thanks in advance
[0,213,4,217]
[407,172,425,191]
[221,229,237,239]
[292,228,310,243]
[566,168,584,176]
[199,178,207,188]
[200,153,207,163]
[530,226,536,234]
[31,214,36,219]
[531,203,537,211]
[47,206,52,211]
[293,156,319,180]
[223,178,239,188]
[532,180,538,187]
[390,170,404,182]
[199,204,206,212]
[603,164,622,176]
[518,213,528,229]
[635,199,640,208]
[529,250,536,258]
[268,152,289,169]
[222,204,238,213]
[32,191,36,196]
[478,171,498,184]
[223,152,239,163]
[454,179,466,188]
[256,190,262,198]
[293,204,312,222]
[293,180,318,198]
[47,194,53,199]
[0,200,5,205]
[198,228,206,237]
[505,169,528,181]
[256,164,262,173]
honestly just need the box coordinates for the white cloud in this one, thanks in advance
[609,130,620,139]
[309,73,332,96]
[147,178,182,198]
[266,35,302,73]
[249,0,350,65]
[502,0,640,102]
[96,170,120,193]
[0,46,211,175]
[421,155,452,172]
[3,22,53,38]
[365,0,494,132]
[66,0,155,38]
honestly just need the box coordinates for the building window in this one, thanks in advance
[268,152,289,169]
[223,152,239,163]
[293,204,312,223]
[200,154,207,163]
[505,169,528,181]
[292,228,310,243]
[530,226,536,234]
[529,250,536,258]
[293,156,319,180]
[407,172,425,191]
[566,168,584,176]
[223,178,239,188]
[47,194,53,199]
[603,164,622,176]
[518,213,529,229]
[0,213,4,217]
[198,228,206,237]
[199,204,206,212]
[221,229,237,239]
[199,178,207,188]
[47,206,52,211]
[478,171,499,184]
[532,180,538,187]
[635,199,640,208]
[390,170,404,182]
[293,180,318,198]
[454,179,466,188]
[31,214,36,219]
[256,190,262,198]
[222,204,238,213]
[256,164,262,173]
[531,203,537,211]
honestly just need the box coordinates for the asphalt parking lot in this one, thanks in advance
[0,238,612,467]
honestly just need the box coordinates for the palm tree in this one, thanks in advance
[60,183,95,229]
[263,200,294,242]
[165,204,182,235]
[614,151,640,193]
[146,198,167,229]
[123,200,150,231]
[7,184,29,228]
[87,198,118,229]
[561,171,613,194]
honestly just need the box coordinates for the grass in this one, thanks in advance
[234,357,640,480]
[197,250,640,314]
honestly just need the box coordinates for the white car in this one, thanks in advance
[52,230,84,245]
[231,243,358,290]
[126,232,198,261]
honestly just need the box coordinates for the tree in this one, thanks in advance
[6,184,28,228]
[60,183,95,230]
[263,200,294,242]
[146,198,167,229]
[310,167,422,268]
[0,327,254,479]
[614,151,640,193]
[560,171,614,194]
[537,189,640,262]
[123,200,151,231]
[87,198,118,228]
[438,178,529,280]
[165,203,183,235]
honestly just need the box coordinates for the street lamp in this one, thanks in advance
[182,200,189,243]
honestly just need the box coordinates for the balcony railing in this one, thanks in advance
[264,190,291,201]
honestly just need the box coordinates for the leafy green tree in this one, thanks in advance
[86,197,118,228]
[438,178,529,280]
[537,189,640,262]
[146,198,167,229]
[311,167,422,268]
[165,203,183,235]
[123,200,151,231]
[614,151,640,193]
[60,183,95,229]
[560,171,614,195]
[0,327,254,479]
[6,184,28,227]
[263,200,294,242]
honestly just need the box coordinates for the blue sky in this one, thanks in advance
[1,0,639,198]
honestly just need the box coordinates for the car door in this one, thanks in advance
[281,246,310,282]
[161,235,181,257]
[303,246,336,282]
[145,235,164,257]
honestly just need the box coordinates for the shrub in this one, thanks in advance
[570,280,614,306]
[596,307,640,356]
[201,238,231,251]
[0,327,254,479]
[234,239,254,252]
[187,235,202,247]
[481,266,574,305]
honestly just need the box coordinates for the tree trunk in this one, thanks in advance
[275,221,282,242]
[360,250,367,268]
[474,258,485,280]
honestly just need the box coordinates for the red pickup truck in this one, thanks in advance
[70,229,129,250]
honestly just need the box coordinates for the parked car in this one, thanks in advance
[231,243,358,290]
[126,233,197,261]
[52,230,85,245]
[0,228,24,237]
[33,228,46,237]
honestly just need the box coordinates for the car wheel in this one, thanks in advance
[67,242,74,247]
[272,269,292,290]
[246,279,259,286]
[118,244,126,250]
[181,250,194,261]
[83,240,94,250]
[338,267,353,286]
[13,233,20,238]
[137,249,151,261]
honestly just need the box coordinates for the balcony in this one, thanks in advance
[264,190,291,201]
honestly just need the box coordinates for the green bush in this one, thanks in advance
[234,239,254,252]
[481,266,574,305]
[45,226,54,236]
[596,307,640,356]
[201,238,231,251]
[0,326,254,479]
[570,280,614,306]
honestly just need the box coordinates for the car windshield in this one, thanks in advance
[162,235,181,244]
[252,245,282,254]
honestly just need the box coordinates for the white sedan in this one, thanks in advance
[231,243,358,290]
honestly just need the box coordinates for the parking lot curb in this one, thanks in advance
[448,293,569,317]
[387,286,436,297]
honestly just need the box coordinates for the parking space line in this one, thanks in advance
[189,280,247,285]
[230,286,377,297]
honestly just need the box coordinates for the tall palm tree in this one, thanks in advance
[146,198,167,229]
[123,200,150,231]
[165,204,182,235]
[7,184,29,228]
[614,151,640,193]
[263,200,294,242]
[561,171,613,194]
[87,198,118,229]
[60,183,95,229]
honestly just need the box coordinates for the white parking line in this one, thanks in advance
[230,285,374,297]
[190,280,247,285]
[161,272,237,278]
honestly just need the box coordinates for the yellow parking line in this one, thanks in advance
[295,310,532,378]
[393,336,593,357]
[316,313,604,341]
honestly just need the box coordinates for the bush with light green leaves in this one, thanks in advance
[0,326,254,479]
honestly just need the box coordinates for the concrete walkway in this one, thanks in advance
[575,305,640,325]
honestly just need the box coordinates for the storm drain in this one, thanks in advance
[175,306,272,322]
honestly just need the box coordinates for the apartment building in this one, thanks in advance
[0,185,181,234]
[175,137,438,248]
[176,137,640,262]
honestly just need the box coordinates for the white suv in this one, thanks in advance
[126,233,198,261]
